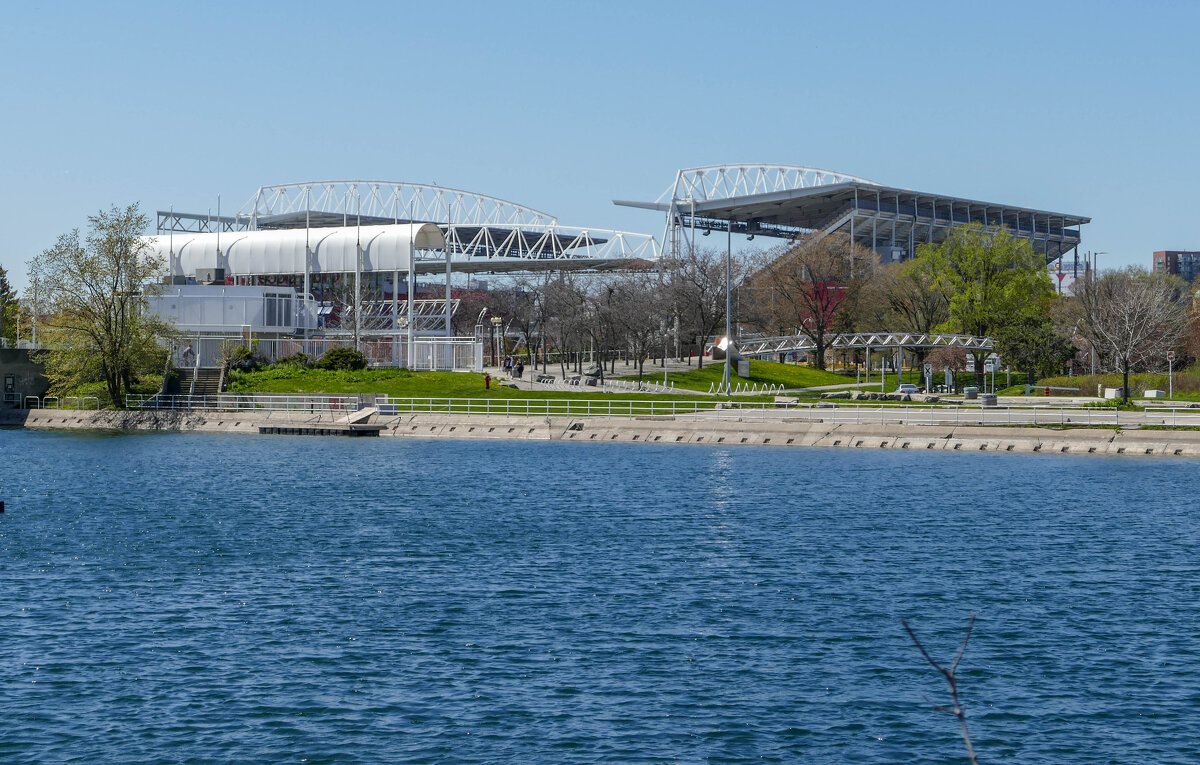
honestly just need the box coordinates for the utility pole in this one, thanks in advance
[722,221,732,396]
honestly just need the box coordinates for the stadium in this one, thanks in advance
[142,166,1089,370]
[616,164,1090,264]
[142,180,660,369]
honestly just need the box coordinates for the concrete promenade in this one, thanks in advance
[8,406,1200,458]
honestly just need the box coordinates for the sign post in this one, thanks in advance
[1167,350,1175,398]
[923,362,933,392]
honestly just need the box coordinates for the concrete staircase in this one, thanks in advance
[177,367,223,397]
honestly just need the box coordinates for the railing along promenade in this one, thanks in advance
[121,393,1200,428]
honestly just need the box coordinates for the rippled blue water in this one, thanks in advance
[1,428,1198,763]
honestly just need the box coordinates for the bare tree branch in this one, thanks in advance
[900,615,980,765]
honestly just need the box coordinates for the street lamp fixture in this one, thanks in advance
[490,315,503,367]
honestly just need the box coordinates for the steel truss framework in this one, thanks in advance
[659,164,879,205]
[325,299,461,335]
[618,164,1087,265]
[158,180,659,265]
[736,331,994,356]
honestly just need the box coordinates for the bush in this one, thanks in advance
[275,352,310,368]
[315,347,367,371]
[220,344,260,372]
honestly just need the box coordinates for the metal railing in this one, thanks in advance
[127,393,364,413]
[118,392,1200,427]
[10,396,101,410]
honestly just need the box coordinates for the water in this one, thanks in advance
[1,429,1197,763]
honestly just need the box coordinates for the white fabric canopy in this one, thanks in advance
[145,223,446,277]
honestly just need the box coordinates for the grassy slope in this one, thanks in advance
[997,369,1200,400]
[226,367,732,401]
[620,359,849,392]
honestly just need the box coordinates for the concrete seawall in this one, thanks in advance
[7,408,1200,457]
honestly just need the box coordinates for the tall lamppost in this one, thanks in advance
[722,220,733,396]
[491,315,503,368]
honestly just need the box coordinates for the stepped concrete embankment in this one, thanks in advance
[8,407,1200,457]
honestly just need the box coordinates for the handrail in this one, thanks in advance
[116,394,1200,429]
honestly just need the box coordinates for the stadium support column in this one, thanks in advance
[445,206,453,338]
[304,187,312,310]
[407,228,416,370]
[355,187,362,351]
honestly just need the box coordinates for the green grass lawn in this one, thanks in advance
[621,359,850,392]
[227,367,736,402]
[997,371,1200,401]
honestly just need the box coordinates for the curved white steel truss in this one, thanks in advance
[158,180,659,264]
[243,180,557,229]
[659,164,879,205]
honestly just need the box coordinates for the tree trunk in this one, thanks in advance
[1123,362,1131,405]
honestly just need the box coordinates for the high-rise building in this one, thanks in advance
[1152,250,1200,282]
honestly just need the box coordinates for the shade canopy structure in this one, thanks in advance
[146,223,446,279]
[616,164,1090,263]
[156,180,660,271]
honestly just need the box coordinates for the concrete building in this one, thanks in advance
[1152,250,1200,283]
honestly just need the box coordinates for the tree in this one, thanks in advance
[607,268,665,382]
[26,203,171,405]
[915,223,1055,384]
[1069,267,1189,402]
[992,315,1075,386]
[888,258,949,335]
[666,247,729,368]
[0,265,16,344]
[747,235,871,370]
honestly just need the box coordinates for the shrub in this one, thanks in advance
[315,347,367,371]
[220,344,260,372]
[275,352,310,368]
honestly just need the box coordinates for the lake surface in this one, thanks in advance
[1,428,1197,763]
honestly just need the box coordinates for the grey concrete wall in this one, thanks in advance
[0,349,49,404]
[12,408,1200,458]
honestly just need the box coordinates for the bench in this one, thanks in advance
[536,374,556,384]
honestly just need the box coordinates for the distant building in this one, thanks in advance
[1152,250,1200,283]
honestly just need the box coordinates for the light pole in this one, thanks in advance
[722,220,733,396]
[491,315,503,368]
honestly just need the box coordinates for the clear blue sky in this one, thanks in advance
[2,0,1197,291]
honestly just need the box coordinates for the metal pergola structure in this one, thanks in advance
[616,164,1089,264]
[736,331,994,356]
[158,180,660,270]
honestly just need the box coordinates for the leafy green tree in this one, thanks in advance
[0,266,16,344]
[993,316,1075,386]
[914,223,1056,383]
[26,203,171,405]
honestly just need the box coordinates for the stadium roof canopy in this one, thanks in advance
[156,180,659,275]
[615,164,1090,263]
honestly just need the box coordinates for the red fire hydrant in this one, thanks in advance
[485,373,492,390]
